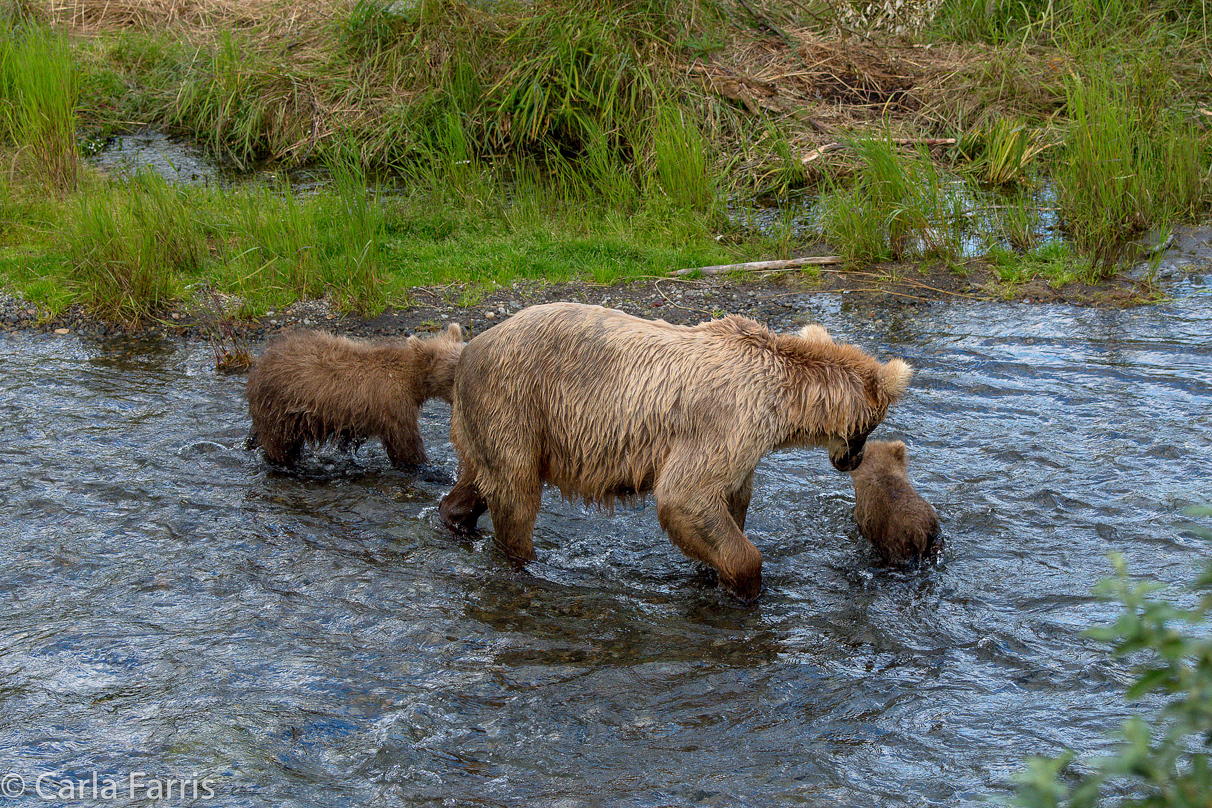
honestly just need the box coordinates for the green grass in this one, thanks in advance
[0,24,79,188]
[205,169,388,314]
[0,167,740,321]
[650,103,717,213]
[60,171,203,323]
[989,240,1091,287]
[1053,60,1209,273]
[138,0,682,186]
[958,117,1050,187]
[819,138,967,263]
[166,30,307,171]
[0,0,1210,319]
[993,188,1047,253]
[58,0,728,196]
[933,0,1209,47]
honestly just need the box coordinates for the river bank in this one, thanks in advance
[3,0,1210,327]
[4,222,1209,347]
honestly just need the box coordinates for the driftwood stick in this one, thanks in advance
[802,137,958,164]
[674,255,844,276]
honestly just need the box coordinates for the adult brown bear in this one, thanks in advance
[849,439,941,562]
[439,303,912,601]
[246,324,463,468]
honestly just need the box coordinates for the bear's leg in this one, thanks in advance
[486,485,541,564]
[384,421,428,468]
[440,472,488,533]
[727,471,754,531]
[487,494,540,562]
[261,426,303,467]
[656,487,763,602]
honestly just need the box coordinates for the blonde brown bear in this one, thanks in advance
[439,303,912,600]
[849,439,941,562]
[245,324,463,468]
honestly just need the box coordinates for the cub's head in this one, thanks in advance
[417,322,465,402]
[849,439,907,480]
[850,439,943,561]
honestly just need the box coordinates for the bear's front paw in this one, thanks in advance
[720,570,763,603]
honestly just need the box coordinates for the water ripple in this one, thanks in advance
[1,288,1210,806]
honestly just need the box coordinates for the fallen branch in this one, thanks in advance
[674,255,843,276]
[802,137,957,164]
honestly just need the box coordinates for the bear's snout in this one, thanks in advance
[831,431,869,472]
[831,448,865,472]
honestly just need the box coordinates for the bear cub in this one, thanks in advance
[849,439,942,562]
[245,324,463,469]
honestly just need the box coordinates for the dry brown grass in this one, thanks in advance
[40,0,327,33]
[685,27,1056,164]
[36,0,1070,183]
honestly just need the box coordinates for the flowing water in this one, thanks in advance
[2,278,1211,807]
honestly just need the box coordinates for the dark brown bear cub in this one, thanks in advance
[245,324,463,468]
[849,439,941,562]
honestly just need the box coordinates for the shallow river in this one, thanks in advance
[2,278,1211,807]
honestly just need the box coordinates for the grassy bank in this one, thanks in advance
[1,0,1210,322]
[0,165,737,323]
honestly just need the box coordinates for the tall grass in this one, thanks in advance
[649,103,716,213]
[820,139,966,263]
[934,0,1209,45]
[932,0,1056,44]
[44,162,390,322]
[208,165,388,313]
[1053,65,1208,270]
[490,0,658,157]
[0,25,79,188]
[1,163,739,321]
[62,172,203,323]
[960,117,1050,186]
[751,121,811,198]
[167,30,305,170]
[152,0,685,202]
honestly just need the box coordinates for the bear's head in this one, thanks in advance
[834,358,912,471]
[786,324,913,472]
[416,322,465,402]
[850,439,908,478]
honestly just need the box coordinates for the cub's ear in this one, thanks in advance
[798,323,834,344]
[890,440,907,463]
[443,322,464,341]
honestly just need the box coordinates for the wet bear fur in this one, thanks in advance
[849,439,941,562]
[245,324,464,468]
[439,302,913,601]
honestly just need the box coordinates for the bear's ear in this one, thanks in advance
[798,323,834,344]
[890,440,907,463]
[878,358,913,401]
[443,322,464,341]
